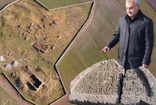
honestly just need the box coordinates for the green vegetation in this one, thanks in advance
[36,0,92,9]
[56,0,156,95]
[1,0,155,105]
[0,85,12,98]
[0,0,91,104]
[0,0,16,10]
[0,85,17,105]
[0,87,11,105]
[56,0,126,91]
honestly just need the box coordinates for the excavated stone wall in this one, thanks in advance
[69,59,156,105]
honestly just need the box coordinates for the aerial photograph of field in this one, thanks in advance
[0,0,155,105]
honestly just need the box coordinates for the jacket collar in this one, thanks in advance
[124,9,144,21]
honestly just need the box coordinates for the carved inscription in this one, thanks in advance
[69,60,156,105]
[123,76,144,96]
[122,70,148,97]
[73,60,123,95]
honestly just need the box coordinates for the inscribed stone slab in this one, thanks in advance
[69,59,124,105]
[121,67,156,105]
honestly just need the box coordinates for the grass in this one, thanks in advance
[36,0,92,9]
[56,0,156,96]
[0,0,16,10]
[1,0,155,105]
[0,0,91,104]
[56,0,126,91]
[0,88,11,105]
[0,83,18,105]
[0,85,12,98]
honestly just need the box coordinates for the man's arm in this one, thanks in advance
[142,19,154,68]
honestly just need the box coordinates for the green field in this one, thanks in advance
[0,0,16,10]
[0,86,13,105]
[0,0,156,105]
[0,0,91,104]
[36,0,92,9]
[56,0,156,96]
[56,0,125,92]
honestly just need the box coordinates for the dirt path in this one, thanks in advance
[0,74,32,105]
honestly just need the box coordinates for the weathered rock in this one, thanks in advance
[121,67,156,105]
[69,59,124,105]
[69,59,156,105]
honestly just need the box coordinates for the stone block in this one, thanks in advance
[69,59,124,105]
[69,59,156,105]
[121,67,156,105]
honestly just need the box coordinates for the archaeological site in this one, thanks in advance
[69,59,156,105]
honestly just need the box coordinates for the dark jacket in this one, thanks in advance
[106,10,154,69]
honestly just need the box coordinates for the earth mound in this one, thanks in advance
[3,64,12,70]
[11,60,19,68]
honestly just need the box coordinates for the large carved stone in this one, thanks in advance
[69,59,156,105]
[121,67,156,105]
[69,59,124,105]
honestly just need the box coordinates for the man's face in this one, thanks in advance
[126,0,139,19]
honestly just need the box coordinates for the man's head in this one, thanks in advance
[126,0,140,19]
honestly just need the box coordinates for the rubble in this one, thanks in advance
[38,25,43,29]
[0,56,5,62]
[8,52,13,59]
[44,37,48,41]
[15,77,24,90]
[50,46,55,50]
[24,37,29,40]
[18,24,22,28]
[53,20,57,25]
[33,43,49,53]
[57,35,61,38]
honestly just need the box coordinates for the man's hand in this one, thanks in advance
[142,64,149,68]
[101,46,110,53]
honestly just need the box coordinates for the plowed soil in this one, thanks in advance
[146,0,156,12]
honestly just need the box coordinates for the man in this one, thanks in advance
[101,0,154,70]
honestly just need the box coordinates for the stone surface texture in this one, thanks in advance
[69,59,156,105]
[121,67,156,105]
[69,59,124,105]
